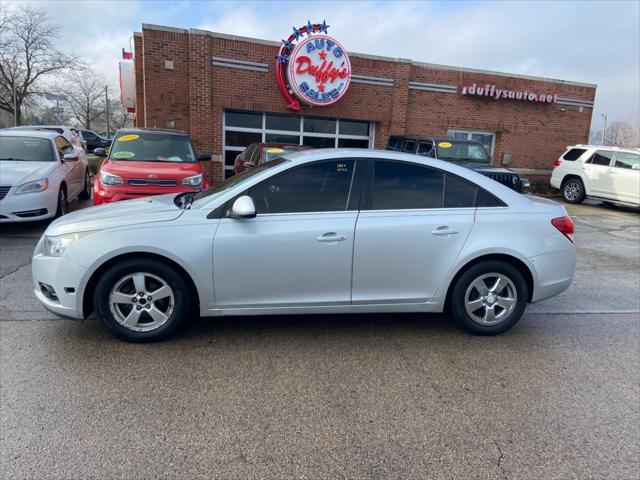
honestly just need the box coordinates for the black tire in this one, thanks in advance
[94,259,191,342]
[78,170,91,200]
[561,177,585,204]
[55,186,67,218]
[450,260,528,335]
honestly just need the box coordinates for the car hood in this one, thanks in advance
[0,161,59,186]
[46,194,184,236]
[102,160,202,178]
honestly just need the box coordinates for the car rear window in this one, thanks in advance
[562,148,587,161]
[109,132,196,162]
[0,136,55,162]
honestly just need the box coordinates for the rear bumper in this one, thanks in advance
[530,246,577,303]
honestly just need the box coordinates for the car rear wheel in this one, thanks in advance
[561,178,585,204]
[94,259,190,342]
[78,170,91,200]
[450,261,528,335]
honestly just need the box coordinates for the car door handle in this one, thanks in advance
[317,232,347,242]
[608,169,618,174]
[432,226,459,236]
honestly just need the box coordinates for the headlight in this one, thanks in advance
[43,231,95,257]
[100,171,123,186]
[182,173,203,187]
[15,178,49,195]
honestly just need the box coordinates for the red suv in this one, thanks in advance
[93,128,211,205]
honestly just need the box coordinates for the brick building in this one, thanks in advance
[132,23,596,184]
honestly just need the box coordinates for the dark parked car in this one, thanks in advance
[78,129,112,153]
[387,135,529,192]
[233,143,313,175]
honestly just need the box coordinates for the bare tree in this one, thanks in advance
[108,98,133,131]
[57,69,105,129]
[0,5,76,125]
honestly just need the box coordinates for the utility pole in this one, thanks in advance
[601,113,607,146]
[105,85,110,138]
[56,99,60,125]
[12,74,17,126]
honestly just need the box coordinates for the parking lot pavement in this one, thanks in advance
[1,199,639,479]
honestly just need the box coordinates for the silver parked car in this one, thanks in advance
[32,149,577,341]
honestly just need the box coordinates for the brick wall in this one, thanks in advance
[135,25,596,182]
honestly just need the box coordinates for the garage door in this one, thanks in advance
[223,111,374,178]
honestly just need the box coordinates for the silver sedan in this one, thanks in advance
[32,149,576,341]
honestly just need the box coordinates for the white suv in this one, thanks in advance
[550,145,640,207]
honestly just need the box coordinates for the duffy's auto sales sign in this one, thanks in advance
[276,21,351,110]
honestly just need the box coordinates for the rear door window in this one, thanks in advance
[416,142,434,157]
[587,150,615,166]
[562,148,587,161]
[369,160,444,210]
[402,140,416,153]
[444,174,476,208]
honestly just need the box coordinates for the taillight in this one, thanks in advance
[553,160,562,166]
[551,216,574,243]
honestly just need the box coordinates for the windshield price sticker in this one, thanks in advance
[438,142,453,148]
[118,134,140,142]
[112,151,135,158]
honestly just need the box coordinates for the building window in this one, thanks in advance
[447,129,496,159]
[222,111,374,178]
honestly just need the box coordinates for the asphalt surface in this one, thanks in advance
[1,198,639,479]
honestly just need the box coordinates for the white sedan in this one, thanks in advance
[0,130,90,222]
[32,149,577,341]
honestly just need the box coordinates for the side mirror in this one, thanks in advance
[230,195,256,218]
[198,153,212,161]
[632,164,640,170]
[244,161,256,169]
[63,153,79,162]
[93,148,107,157]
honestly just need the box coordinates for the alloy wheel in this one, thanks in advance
[564,182,581,201]
[464,273,517,326]
[109,272,175,332]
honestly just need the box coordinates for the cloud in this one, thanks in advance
[5,0,639,132]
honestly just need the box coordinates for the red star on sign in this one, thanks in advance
[317,84,325,92]
[319,50,327,60]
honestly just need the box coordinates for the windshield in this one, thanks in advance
[436,141,489,163]
[0,136,54,162]
[262,147,304,163]
[192,157,289,205]
[109,132,196,162]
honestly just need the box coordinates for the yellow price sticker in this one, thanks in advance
[266,148,285,153]
[119,134,140,142]
[438,141,452,148]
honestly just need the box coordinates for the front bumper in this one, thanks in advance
[0,187,57,222]
[93,178,207,205]
[32,251,87,319]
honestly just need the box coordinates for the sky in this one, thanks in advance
[9,0,640,133]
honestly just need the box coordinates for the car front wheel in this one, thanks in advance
[562,178,585,204]
[78,170,91,200]
[94,259,191,342]
[450,260,528,335]
[55,187,67,218]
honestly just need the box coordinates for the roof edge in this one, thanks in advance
[140,24,597,89]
